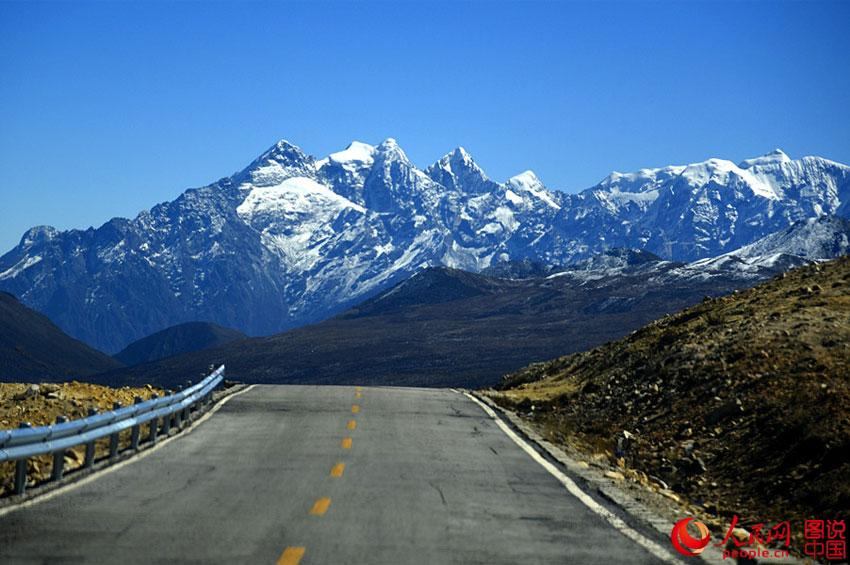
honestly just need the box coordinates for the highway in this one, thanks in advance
[0,385,672,564]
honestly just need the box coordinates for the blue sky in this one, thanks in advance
[1,0,849,252]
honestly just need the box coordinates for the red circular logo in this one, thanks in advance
[671,518,711,557]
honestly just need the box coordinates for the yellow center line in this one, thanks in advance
[330,462,345,477]
[341,437,352,449]
[309,497,332,516]
[347,419,357,430]
[277,546,305,565]
[354,391,362,399]
[351,404,360,414]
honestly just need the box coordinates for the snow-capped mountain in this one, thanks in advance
[1,139,848,352]
[541,215,850,286]
[558,149,850,261]
[679,215,850,279]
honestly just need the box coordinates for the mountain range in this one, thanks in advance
[91,215,850,389]
[1,139,848,352]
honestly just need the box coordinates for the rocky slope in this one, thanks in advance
[0,292,122,381]
[492,256,850,556]
[1,139,848,353]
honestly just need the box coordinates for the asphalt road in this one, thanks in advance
[0,385,671,564]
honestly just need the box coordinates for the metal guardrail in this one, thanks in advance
[1,365,225,495]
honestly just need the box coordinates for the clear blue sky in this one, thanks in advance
[1,1,849,253]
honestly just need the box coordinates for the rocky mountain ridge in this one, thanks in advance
[92,215,850,389]
[1,138,848,352]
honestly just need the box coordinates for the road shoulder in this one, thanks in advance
[467,390,740,564]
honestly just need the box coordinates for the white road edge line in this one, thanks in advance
[463,391,680,564]
[0,384,257,519]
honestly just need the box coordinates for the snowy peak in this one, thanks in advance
[597,165,686,196]
[430,146,468,168]
[599,149,795,193]
[261,139,312,166]
[506,171,561,210]
[20,225,59,248]
[450,146,472,160]
[328,141,375,165]
[594,150,810,213]
[373,137,411,165]
[738,149,792,169]
[507,170,548,193]
[238,139,316,187]
[441,147,478,170]
[315,141,376,172]
[425,146,491,193]
[312,141,378,206]
[678,158,781,200]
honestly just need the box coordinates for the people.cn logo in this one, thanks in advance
[671,518,711,557]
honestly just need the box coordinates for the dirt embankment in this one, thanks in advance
[491,256,850,558]
[0,381,162,497]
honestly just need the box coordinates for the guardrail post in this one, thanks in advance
[84,408,97,468]
[51,415,68,481]
[14,423,30,495]
[174,386,183,429]
[162,410,171,436]
[14,459,27,495]
[109,402,121,458]
[149,394,159,444]
[130,396,142,450]
[184,381,192,420]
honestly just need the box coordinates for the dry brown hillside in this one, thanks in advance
[492,256,850,556]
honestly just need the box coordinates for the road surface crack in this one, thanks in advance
[429,481,447,506]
